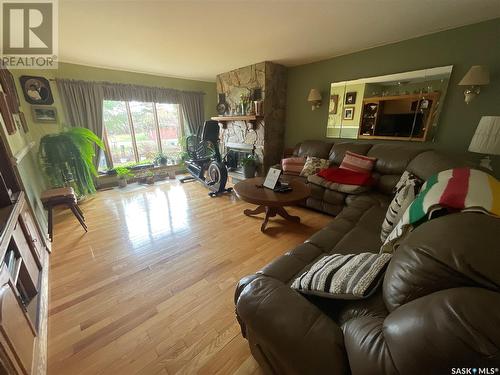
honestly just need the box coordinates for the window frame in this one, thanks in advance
[101,101,184,169]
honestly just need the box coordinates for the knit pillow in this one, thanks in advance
[282,157,306,176]
[340,151,376,174]
[380,171,423,242]
[291,252,392,299]
[300,156,330,177]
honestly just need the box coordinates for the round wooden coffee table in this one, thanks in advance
[233,177,310,232]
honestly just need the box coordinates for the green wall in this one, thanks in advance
[11,62,217,145]
[4,63,217,235]
[286,18,500,171]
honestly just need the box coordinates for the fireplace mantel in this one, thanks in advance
[211,115,263,130]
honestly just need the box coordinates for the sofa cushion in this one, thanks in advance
[282,157,306,175]
[294,140,333,159]
[300,156,330,177]
[380,171,423,242]
[292,253,392,299]
[329,142,373,165]
[340,151,377,174]
[308,174,372,194]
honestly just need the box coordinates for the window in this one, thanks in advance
[101,100,183,170]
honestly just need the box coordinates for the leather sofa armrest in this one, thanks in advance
[383,287,500,374]
[236,276,349,375]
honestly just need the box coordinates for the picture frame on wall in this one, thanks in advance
[345,92,357,105]
[329,94,339,114]
[32,106,58,123]
[343,107,355,120]
[19,75,54,105]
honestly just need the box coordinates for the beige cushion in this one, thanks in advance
[300,156,330,177]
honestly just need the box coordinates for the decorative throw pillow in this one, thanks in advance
[291,252,392,299]
[380,171,423,242]
[300,156,330,177]
[282,157,306,176]
[339,151,376,174]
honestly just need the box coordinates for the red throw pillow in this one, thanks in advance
[318,167,375,186]
[282,157,306,176]
[340,151,376,173]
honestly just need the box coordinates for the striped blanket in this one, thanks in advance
[381,168,500,252]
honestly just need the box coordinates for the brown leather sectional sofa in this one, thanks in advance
[235,141,500,374]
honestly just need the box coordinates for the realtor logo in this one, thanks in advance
[1,0,58,68]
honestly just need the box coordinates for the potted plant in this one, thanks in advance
[153,153,169,166]
[115,167,133,188]
[39,127,104,197]
[241,155,257,178]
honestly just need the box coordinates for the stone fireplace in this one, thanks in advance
[225,142,254,177]
[215,61,287,178]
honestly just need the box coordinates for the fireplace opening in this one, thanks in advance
[225,143,255,175]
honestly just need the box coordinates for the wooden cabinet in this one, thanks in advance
[358,92,440,141]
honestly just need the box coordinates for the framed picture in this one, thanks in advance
[19,75,54,105]
[329,94,339,114]
[32,106,57,123]
[0,92,16,134]
[345,92,357,105]
[343,107,355,120]
[263,167,282,190]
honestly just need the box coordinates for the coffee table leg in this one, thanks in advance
[244,205,266,216]
[276,206,301,223]
[261,207,277,232]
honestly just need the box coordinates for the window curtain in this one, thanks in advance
[179,91,204,135]
[56,79,205,165]
[56,79,105,169]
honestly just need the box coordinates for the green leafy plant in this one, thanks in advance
[153,153,168,166]
[241,155,256,167]
[39,127,105,196]
[115,166,133,180]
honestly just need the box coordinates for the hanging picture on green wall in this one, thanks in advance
[343,107,354,120]
[345,92,357,105]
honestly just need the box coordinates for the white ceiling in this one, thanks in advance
[59,0,500,82]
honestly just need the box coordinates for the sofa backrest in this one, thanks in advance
[406,150,463,181]
[292,140,333,159]
[328,142,373,165]
[367,144,429,194]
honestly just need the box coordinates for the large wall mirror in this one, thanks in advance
[326,65,453,141]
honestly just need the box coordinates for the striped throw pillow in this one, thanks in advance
[380,171,422,242]
[340,151,376,174]
[291,253,392,299]
[282,157,306,176]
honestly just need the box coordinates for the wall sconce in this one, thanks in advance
[307,89,322,110]
[458,65,489,104]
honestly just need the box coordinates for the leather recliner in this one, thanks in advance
[235,144,500,374]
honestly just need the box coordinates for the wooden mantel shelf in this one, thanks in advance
[211,115,263,130]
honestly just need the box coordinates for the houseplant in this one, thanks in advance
[241,155,257,178]
[115,167,133,188]
[153,152,169,166]
[39,127,104,196]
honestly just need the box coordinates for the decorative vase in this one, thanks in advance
[118,179,127,188]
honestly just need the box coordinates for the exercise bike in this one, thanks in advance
[180,120,233,197]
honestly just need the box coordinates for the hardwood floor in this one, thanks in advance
[47,179,332,374]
